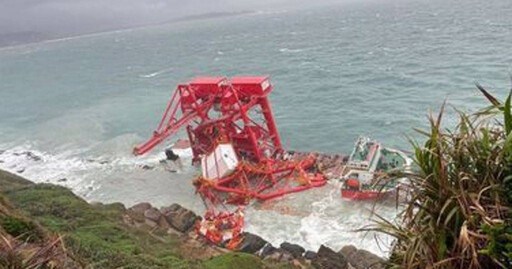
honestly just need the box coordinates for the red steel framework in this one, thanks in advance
[134,76,326,205]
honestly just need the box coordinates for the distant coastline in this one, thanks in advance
[0,10,253,49]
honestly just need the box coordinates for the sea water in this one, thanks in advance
[1,0,511,256]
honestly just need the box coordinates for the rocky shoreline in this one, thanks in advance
[126,201,386,269]
[0,149,386,268]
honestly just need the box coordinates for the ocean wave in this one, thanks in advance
[140,67,174,78]
[279,48,305,53]
[243,181,396,256]
[0,142,194,197]
[252,10,288,16]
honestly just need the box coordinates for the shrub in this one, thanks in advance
[373,85,512,268]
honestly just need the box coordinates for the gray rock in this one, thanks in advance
[264,251,282,262]
[263,249,293,263]
[157,216,170,229]
[237,232,267,254]
[160,204,181,215]
[260,243,277,257]
[130,202,152,214]
[344,248,385,269]
[280,242,305,258]
[278,250,294,263]
[25,151,42,161]
[340,245,357,258]
[145,218,158,228]
[304,250,317,260]
[312,245,348,269]
[161,203,199,232]
[144,208,162,222]
[141,164,153,170]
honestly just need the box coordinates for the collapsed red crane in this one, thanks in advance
[134,76,326,205]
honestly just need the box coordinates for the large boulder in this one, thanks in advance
[144,208,162,222]
[161,203,199,233]
[144,208,163,228]
[312,245,348,269]
[130,202,152,214]
[127,202,153,223]
[304,250,317,260]
[263,249,294,263]
[280,242,305,259]
[260,243,277,257]
[341,246,385,269]
[160,204,181,214]
[237,232,267,254]
[340,245,358,259]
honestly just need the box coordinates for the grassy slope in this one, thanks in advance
[0,170,292,269]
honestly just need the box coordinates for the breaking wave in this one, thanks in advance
[244,180,397,257]
[0,142,193,199]
[140,67,174,78]
[279,48,305,53]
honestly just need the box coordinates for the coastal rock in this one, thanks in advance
[304,250,317,260]
[24,151,42,161]
[141,164,153,170]
[340,245,357,258]
[123,214,135,226]
[12,151,42,161]
[237,232,267,254]
[280,242,305,258]
[260,243,277,257]
[161,203,199,232]
[341,246,385,269]
[130,202,152,214]
[263,249,294,263]
[144,208,162,222]
[160,204,181,214]
[127,202,152,223]
[312,245,348,269]
[292,259,308,269]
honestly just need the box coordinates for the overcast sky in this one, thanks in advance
[0,0,344,35]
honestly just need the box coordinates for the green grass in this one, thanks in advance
[0,215,43,242]
[0,170,33,192]
[202,252,264,269]
[2,182,195,268]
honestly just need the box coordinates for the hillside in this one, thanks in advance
[0,170,296,269]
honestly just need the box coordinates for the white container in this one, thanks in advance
[201,144,239,180]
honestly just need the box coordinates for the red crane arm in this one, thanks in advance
[133,110,198,155]
[133,87,214,156]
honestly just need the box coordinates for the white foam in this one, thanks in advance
[252,10,289,16]
[279,48,305,53]
[0,142,194,197]
[244,181,396,257]
[0,141,397,257]
[140,67,174,78]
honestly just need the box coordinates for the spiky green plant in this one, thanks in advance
[0,234,68,269]
[372,85,512,269]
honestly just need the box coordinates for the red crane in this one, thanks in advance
[134,76,326,205]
